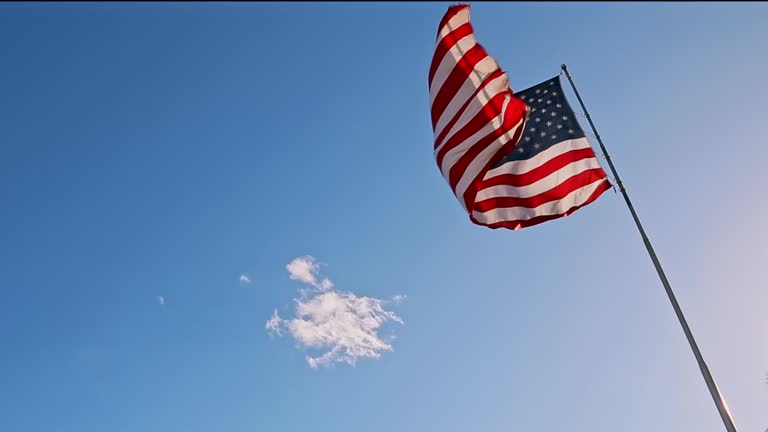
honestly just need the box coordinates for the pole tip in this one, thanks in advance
[560,64,568,70]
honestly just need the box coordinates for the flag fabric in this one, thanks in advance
[429,4,528,218]
[472,77,613,229]
[429,5,612,230]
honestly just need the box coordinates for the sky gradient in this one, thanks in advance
[1,2,766,431]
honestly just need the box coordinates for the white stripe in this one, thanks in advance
[472,178,606,225]
[453,116,525,209]
[475,157,604,201]
[434,73,509,156]
[438,109,504,181]
[431,56,498,129]
[429,34,477,105]
[433,73,509,151]
[436,7,470,42]
[482,137,593,179]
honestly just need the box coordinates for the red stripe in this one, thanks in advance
[474,168,608,212]
[433,69,504,148]
[460,106,526,209]
[444,95,526,188]
[478,147,599,189]
[436,90,508,169]
[429,22,473,88]
[443,94,518,190]
[472,179,612,230]
[446,124,509,192]
[430,43,491,129]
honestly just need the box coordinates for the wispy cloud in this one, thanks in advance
[157,296,165,306]
[265,309,282,336]
[240,274,252,284]
[391,294,407,305]
[268,256,404,368]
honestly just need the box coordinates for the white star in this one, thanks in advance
[529,127,536,132]
[549,81,555,86]
[546,100,552,104]
[541,108,547,113]
[551,112,557,117]
[540,132,547,137]
[535,117,541,122]
[557,124,563,129]
[518,146,525,153]
[524,136,531,142]
[534,143,541,149]
[551,134,557,139]
[543,90,548,94]
[535,89,541,94]
[568,129,575,134]
[556,104,562,108]
[552,92,558,96]
[546,121,553,126]
[531,107,537,112]
[562,116,568,120]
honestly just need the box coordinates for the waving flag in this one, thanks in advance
[429,4,528,217]
[429,5,611,230]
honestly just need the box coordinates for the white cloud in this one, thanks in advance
[392,294,407,305]
[286,256,319,285]
[318,278,334,291]
[157,296,165,306]
[240,274,252,284]
[286,256,333,291]
[267,256,404,368]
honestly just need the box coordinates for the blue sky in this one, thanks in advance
[1,2,766,431]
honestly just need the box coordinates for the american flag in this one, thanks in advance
[429,4,611,230]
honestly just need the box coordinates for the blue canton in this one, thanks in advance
[493,76,586,167]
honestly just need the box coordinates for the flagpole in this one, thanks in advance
[559,64,737,432]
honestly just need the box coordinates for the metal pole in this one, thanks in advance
[560,64,737,432]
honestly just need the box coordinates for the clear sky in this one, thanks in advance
[1,2,766,431]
